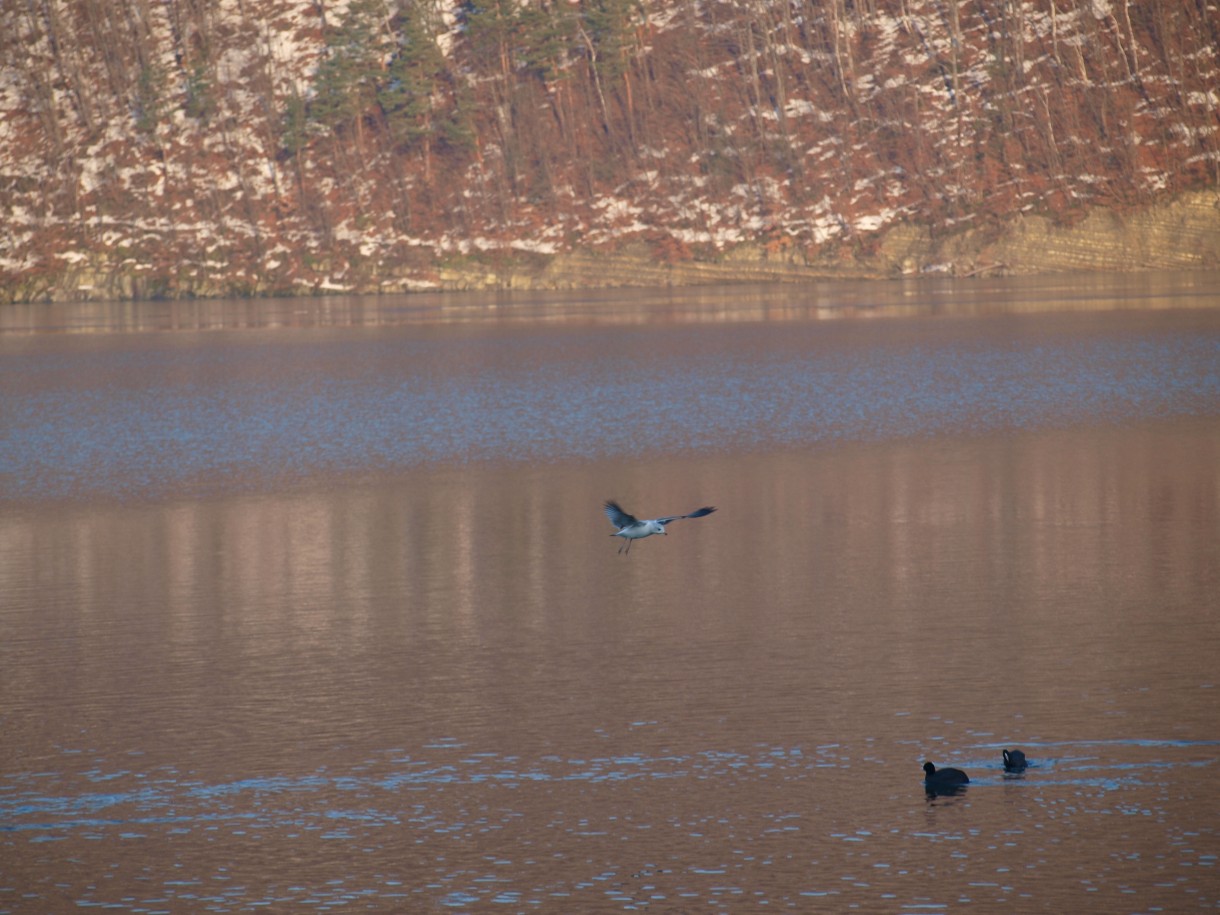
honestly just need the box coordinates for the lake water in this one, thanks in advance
[2,273,1219,913]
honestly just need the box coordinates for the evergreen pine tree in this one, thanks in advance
[310,0,388,138]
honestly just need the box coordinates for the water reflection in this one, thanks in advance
[3,424,1217,735]
[1,270,1217,335]
[3,419,1219,912]
[2,279,1219,913]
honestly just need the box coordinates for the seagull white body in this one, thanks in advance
[603,499,717,554]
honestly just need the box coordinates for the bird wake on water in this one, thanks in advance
[603,499,717,554]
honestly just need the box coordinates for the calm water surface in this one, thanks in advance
[2,274,1219,912]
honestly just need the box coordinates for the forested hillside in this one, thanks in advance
[2,0,1218,302]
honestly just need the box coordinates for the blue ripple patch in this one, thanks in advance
[2,323,1217,500]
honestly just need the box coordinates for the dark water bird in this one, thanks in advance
[923,761,970,789]
[1003,748,1028,771]
[603,499,717,554]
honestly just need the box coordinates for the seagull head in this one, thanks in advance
[650,521,667,535]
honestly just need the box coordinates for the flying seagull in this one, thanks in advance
[603,499,717,554]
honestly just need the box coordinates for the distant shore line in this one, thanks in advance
[4,190,1218,306]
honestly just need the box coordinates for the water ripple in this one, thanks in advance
[3,322,1217,501]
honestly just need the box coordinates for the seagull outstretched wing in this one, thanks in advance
[655,507,717,524]
[603,499,640,530]
[604,500,717,528]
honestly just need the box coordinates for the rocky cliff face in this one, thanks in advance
[2,0,1218,303]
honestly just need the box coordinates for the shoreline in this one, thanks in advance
[4,191,1218,306]
[2,268,1219,337]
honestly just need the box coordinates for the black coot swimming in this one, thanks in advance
[923,761,970,787]
[1003,748,1028,771]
